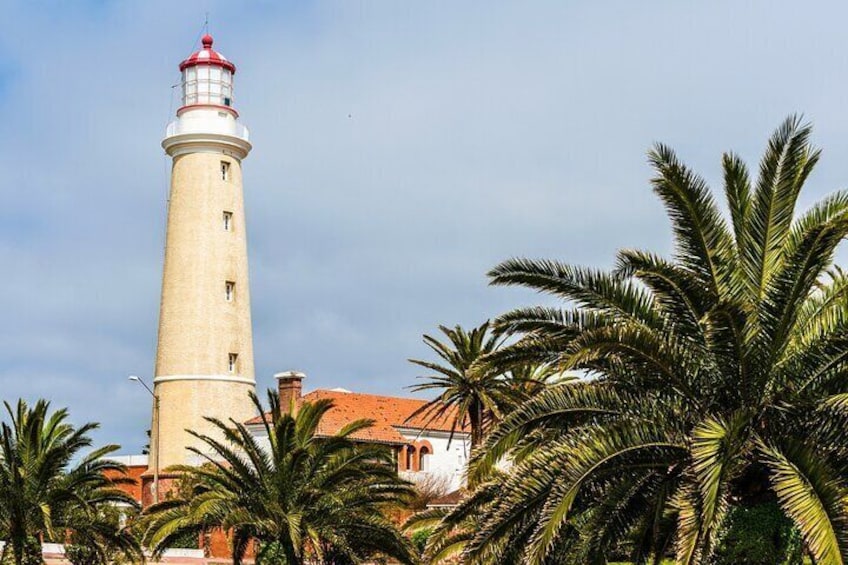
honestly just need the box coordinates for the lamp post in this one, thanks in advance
[129,375,159,504]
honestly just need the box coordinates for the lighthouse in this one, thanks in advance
[144,34,256,503]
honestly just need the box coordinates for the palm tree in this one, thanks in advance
[503,362,570,399]
[141,390,416,565]
[444,116,848,564]
[0,399,141,565]
[404,473,502,564]
[407,322,515,448]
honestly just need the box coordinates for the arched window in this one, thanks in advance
[419,445,431,472]
[406,445,416,471]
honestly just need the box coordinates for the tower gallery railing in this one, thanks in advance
[165,118,249,142]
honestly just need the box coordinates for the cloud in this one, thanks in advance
[1,0,848,452]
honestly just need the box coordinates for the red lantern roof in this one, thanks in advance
[179,34,236,73]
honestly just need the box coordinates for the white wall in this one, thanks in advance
[247,424,469,491]
[247,424,271,453]
[111,454,149,466]
[397,428,469,492]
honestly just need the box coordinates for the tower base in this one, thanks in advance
[140,471,183,508]
[140,471,253,559]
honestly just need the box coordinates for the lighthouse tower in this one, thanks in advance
[145,34,256,501]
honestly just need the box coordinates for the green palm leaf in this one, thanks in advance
[142,391,415,565]
[424,117,848,564]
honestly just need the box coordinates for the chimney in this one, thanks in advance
[275,371,306,413]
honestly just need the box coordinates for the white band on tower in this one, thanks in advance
[153,375,256,385]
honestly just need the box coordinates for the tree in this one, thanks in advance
[404,474,500,564]
[0,399,141,565]
[141,390,417,565]
[451,116,848,564]
[64,504,141,565]
[408,322,514,447]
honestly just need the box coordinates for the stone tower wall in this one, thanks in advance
[151,149,256,471]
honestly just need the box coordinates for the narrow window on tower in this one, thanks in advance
[220,161,231,181]
[223,211,233,231]
[225,281,235,302]
[228,353,238,374]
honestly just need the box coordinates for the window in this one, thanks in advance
[228,353,238,374]
[405,445,416,472]
[221,161,231,181]
[225,281,235,302]
[419,446,431,472]
[223,211,233,231]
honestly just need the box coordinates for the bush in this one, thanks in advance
[169,529,200,549]
[411,528,432,556]
[65,543,101,565]
[712,502,803,565]
[1,538,43,565]
[255,541,285,564]
[409,474,452,511]
[66,544,134,565]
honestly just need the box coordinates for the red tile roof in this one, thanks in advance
[245,389,467,445]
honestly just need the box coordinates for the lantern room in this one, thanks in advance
[179,34,236,110]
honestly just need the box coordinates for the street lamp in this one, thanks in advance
[128,375,159,504]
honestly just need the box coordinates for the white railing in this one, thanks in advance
[111,454,149,466]
[235,122,249,141]
[165,119,249,142]
[42,543,65,555]
[7,542,204,560]
[160,547,206,558]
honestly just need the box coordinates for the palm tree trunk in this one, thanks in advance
[10,532,23,565]
[9,535,40,565]
[470,400,483,448]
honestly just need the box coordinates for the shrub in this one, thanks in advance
[409,473,452,511]
[411,528,433,556]
[255,541,285,564]
[65,543,101,565]
[1,538,42,565]
[169,529,200,549]
[712,503,803,565]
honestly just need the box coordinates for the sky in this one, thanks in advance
[2,1,848,454]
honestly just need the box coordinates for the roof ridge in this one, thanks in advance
[305,389,428,403]
[245,387,467,435]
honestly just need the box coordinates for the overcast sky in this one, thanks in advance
[2,1,848,453]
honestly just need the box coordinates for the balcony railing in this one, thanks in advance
[165,119,249,142]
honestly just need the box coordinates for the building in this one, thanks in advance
[121,33,469,526]
[119,374,471,506]
[247,373,470,491]
[143,33,258,505]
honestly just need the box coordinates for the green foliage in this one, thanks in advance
[408,322,506,447]
[0,538,41,565]
[423,117,848,564]
[411,528,433,556]
[712,503,803,565]
[607,562,675,565]
[0,399,142,565]
[66,543,101,565]
[66,505,140,565]
[168,529,200,549]
[255,540,287,564]
[141,391,417,565]
[160,472,202,548]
